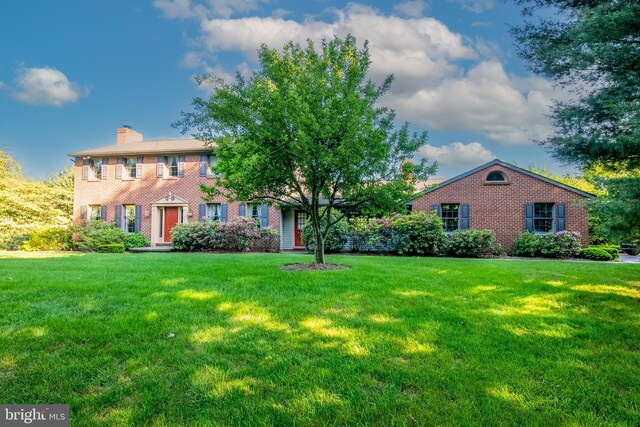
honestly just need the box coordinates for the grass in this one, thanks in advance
[0,252,638,426]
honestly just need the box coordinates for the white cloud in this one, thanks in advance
[154,0,270,19]
[449,0,495,13]
[393,1,429,17]
[12,67,90,106]
[419,142,494,167]
[158,2,565,146]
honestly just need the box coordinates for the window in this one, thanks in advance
[124,204,136,233]
[441,203,459,232]
[93,159,103,180]
[208,155,218,176]
[486,171,505,182]
[248,204,261,222]
[167,156,179,177]
[90,205,101,221]
[126,158,137,178]
[534,203,554,233]
[207,203,221,221]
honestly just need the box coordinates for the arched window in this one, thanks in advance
[486,171,506,182]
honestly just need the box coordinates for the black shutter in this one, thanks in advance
[157,156,164,178]
[134,205,142,233]
[136,156,143,178]
[199,154,207,177]
[431,204,441,217]
[260,204,269,227]
[525,204,534,231]
[221,204,228,222]
[555,203,566,232]
[116,158,122,179]
[460,204,470,230]
[178,155,185,177]
[100,205,107,222]
[199,204,206,221]
[115,205,122,228]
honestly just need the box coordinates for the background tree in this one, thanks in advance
[176,35,435,263]
[513,0,640,243]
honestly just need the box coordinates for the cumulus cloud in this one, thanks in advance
[12,67,90,106]
[154,0,270,19]
[156,2,565,146]
[449,0,495,13]
[419,142,494,167]
[393,1,429,17]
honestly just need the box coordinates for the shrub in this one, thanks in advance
[302,211,349,253]
[20,226,73,251]
[124,233,150,250]
[445,229,503,258]
[580,247,613,261]
[96,243,125,253]
[513,232,540,257]
[390,211,446,256]
[513,231,582,258]
[171,221,222,252]
[0,234,31,250]
[588,244,620,259]
[73,221,126,252]
[348,217,380,253]
[171,218,278,252]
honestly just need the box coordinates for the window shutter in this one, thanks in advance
[157,156,164,178]
[134,205,142,233]
[460,204,470,230]
[115,205,122,228]
[555,203,566,232]
[431,204,441,217]
[101,159,108,180]
[116,158,122,179]
[198,204,206,221]
[178,155,185,177]
[525,203,534,231]
[82,159,89,180]
[221,203,228,222]
[238,204,245,217]
[81,205,87,221]
[199,155,207,177]
[260,204,269,227]
[100,205,107,222]
[136,156,143,179]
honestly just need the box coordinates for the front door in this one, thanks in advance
[164,207,179,242]
[294,210,307,247]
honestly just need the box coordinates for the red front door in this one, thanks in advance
[294,210,307,247]
[164,207,179,242]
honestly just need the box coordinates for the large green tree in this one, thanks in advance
[512,0,640,168]
[175,35,434,263]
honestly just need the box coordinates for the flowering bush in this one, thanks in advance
[444,229,503,257]
[171,218,279,252]
[513,231,582,258]
[390,211,446,256]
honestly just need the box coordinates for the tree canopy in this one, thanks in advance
[512,0,640,170]
[175,35,434,263]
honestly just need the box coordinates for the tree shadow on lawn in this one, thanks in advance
[0,256,638,425]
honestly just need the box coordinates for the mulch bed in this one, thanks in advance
[280,262,350,271]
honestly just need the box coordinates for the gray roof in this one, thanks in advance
[69,139,211,157]
[415,159,596,199]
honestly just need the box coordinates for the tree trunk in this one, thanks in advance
[310,210,325,264]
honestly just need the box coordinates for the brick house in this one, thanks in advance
[410,159,594,252]
[71,127,593,252]
[70,126,282,247]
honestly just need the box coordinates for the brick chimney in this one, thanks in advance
[116,125,143,145]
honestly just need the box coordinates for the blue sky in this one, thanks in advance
[0,0,572,179]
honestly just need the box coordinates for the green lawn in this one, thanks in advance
[0,252,638,426]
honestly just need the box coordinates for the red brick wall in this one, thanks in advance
[73,154,281,244]
[411,164,590,253]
